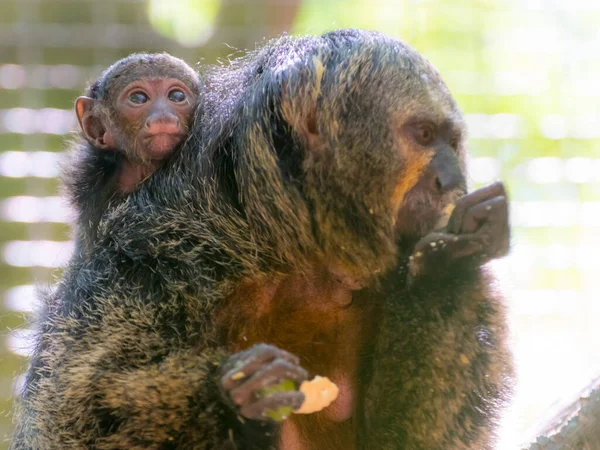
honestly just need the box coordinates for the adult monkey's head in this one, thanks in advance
[292,30,468,241]
[207,29,467,282]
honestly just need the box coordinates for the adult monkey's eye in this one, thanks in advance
[128,92,148,104]
[168,89,186,103]
[416,124,436,146]
[450,137,459,151]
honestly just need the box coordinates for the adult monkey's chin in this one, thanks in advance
[395,203,448,240]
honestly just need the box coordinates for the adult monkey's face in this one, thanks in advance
[391,83,468,240]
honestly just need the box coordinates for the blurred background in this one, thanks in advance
[1,0,599,448]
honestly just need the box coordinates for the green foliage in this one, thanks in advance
[147,0,220,46]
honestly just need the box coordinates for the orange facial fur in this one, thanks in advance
[392,147,434,214]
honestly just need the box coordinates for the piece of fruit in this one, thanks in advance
[435,203,456,229]
[264,406,294,421]
[295,376,339,415]
[260,377,339,420]
[260,379,297,421]
[259,379,296,396]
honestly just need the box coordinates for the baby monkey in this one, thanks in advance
[65,53,200,252]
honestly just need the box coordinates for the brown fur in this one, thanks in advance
[216,264,377,449]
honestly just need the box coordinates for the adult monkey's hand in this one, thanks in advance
[219,344,308,422]
[408,181,510,279]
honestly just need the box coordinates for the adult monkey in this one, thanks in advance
[11,30,512,450]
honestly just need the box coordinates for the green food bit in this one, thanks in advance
[264,406,293,422]
[258,379,296,396]
[259,380,296,422]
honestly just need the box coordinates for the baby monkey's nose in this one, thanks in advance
[145,112,180,134]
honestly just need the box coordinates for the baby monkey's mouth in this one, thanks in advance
[144,133,185,159]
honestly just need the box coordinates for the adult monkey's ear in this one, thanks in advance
[75,96,110,149]
[280,56,324,150]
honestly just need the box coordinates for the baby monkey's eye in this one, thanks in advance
[168,89,186,103]
[128,91,149,104]
[416,124,436,146]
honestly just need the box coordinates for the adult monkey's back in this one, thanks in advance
[11,29,513,450]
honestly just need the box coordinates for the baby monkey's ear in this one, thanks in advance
[75,96,111,149]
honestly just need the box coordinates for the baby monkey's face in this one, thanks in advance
[112,77,197,163]
[74,54,199,195]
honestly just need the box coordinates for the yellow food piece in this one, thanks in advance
[230,371,245,381]
[295,376,339,415]
[435,203,456,229]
